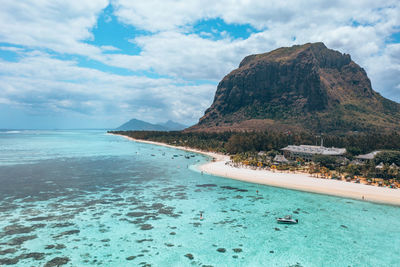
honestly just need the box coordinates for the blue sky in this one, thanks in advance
[0,1,399,129]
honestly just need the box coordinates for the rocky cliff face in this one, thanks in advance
[189,43,400,133]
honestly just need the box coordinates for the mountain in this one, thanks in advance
[159,120,187,131]
[116,119,187,131]
[116,119,169,131]
[188,42,400,133]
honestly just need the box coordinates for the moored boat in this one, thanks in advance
[277,215,298,224]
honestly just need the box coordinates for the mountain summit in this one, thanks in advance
[116,118,187,131]
[189,42,400,133]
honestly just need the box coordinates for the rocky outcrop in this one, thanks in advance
[189,43,400,133]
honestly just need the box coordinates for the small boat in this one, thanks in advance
[277,215,298,224]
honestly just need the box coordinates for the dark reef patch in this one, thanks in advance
[50,222,75,228]
[140,224,153,230]
[26,216,55,222]
[185,253,194,260]
[220,186,248,192]
[1,223,45,237]
[0,202,19,213]
[0,252,45,265]
[0,248,16,255]
[54,229,80,238]
[213,219,237,225]
[44,257,70,267]
[151,203,164,209]
[196,184,217,188]
[27,214,75,222]
[126,212,151,217]
[19,252,45,260]
[0,257,19,265]
[191,222,201,227]
[6,234,37,246]
[56,244,66,249]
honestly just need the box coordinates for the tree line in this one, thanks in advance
[109,130,400,156]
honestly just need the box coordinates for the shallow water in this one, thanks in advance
[0,130,399,266]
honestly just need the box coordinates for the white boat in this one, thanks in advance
[277,215,298,224]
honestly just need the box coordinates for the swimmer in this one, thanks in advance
[256,190,259,194]
[200,212,203,220]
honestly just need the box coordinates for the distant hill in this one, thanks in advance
[188,42,400,134]
[158,120,187,131]
[116,118,187,131]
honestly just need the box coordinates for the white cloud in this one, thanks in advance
[0,52,214,126]
[104,31,248,80]
[113,0,213,32]
[100,45,120,52]
[0,0,108,58]
[363,43,400,102]
[0,46,25,52]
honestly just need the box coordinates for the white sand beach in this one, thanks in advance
[113,133,400,206]
[199,158,400,206]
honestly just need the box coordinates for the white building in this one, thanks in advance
[281,145,346,161]
[273,154,289,163]
[355,151,381,161]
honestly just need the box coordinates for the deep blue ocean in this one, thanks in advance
[0,130,399,266]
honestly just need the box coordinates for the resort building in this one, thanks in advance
[355,151,381,162]
[281,145,346,161]
[273,154,289,164]
[376,162,384,169]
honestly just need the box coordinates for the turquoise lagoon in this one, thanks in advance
[0,130,399,266]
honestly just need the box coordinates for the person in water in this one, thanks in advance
[200,212,203,220]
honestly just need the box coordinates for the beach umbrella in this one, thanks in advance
[390,163,398,169]
[375,162,384,169]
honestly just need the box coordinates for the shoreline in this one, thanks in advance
[111,133,400,206]
[110,133,227,161]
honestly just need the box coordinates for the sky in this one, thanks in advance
[0,1,399,129]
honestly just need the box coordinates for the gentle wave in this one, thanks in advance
[0,130,21,134]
